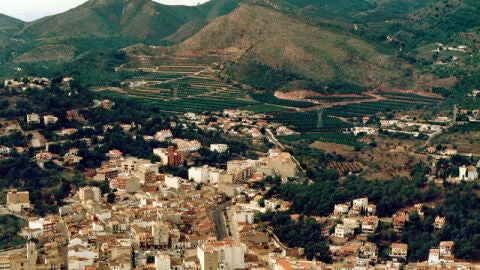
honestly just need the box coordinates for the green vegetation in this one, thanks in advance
[0,215,27,250]
[97,90,257,113]
[273,111,352,132]
[324,100,435,118]
[0,155,74,215]
[256,212,332,262]
[242,104,290,113]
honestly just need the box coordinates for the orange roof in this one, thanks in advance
[391,243,408,250]
[440,241,454,247]
[277,260,293,270]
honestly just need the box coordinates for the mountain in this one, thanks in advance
[0,14,24,39]
[174,3,411,91]
[2,0,480,93]
[18,0,242,42]
[0,14,23,31]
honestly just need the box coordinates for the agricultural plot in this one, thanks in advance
[273,111,352,132]
[242,104,291,114]
[324,99,438,118]
[378,92,442,104]
[279,132,366,148]
[327,161,364,175]
[99,90,257,113]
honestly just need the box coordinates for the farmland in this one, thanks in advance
[241,105,291,114]
[324,98,442,118]
[97,49,262,113]
[273,111,352,133]
[278,132,366,148]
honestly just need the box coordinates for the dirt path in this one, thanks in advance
[296,90,386,112]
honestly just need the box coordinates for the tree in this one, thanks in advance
[107,192,116,204]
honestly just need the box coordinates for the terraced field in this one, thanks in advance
[324,97,442,118]
[105,50,261,113]
[273,111,352,132]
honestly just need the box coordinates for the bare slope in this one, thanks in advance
[176,4,411,89]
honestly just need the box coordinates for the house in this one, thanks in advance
[276,126,297,136]
[380,119,398,128]
[353,197,368,209]
[393,215,407,233]
[433,216,446,231]
[101,99,115,109]
[7,189,30,213]
[428,249,440,266]
[95,167,119,181]
[390,243,408,261]
[366,204,377,216]
[154,130,173,142]
[361,216,379,234]
[35,151,53,160]
[467,166,478,181]
[351,127,377,136]
[107,149,123,160]
[43,115,58,125]
[26,113,40,124]
[59,128,78,136]
[334,204,350,216]
[210,144,229,153]
[439,241,454,260]
[66,110,80,121]
[165,175,182,189]
[0,146,11,155]
[444,148,457,156]
[333,224,354,238]
[358,242,378,264]
[171,139,201,152]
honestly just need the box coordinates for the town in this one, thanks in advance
[0,76,479,270]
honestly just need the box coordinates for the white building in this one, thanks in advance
[334,224,354,238]
[353,197,368,209]
[43,115,58,125]
[459,165,478,181]
[155,253,171,270]
[26,113,40,124]
[428,249,440,266]
[233,209,255,224]
[210,144,229,153]
[189,166,210,183]
[165,175,182,189]
[214,241,245,270]
[351,127,377,136]
[334,204,350,215]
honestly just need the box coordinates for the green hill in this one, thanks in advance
[0,14,23,32]
[18,0,242,42]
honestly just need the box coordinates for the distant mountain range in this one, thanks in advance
[0,0,479,92]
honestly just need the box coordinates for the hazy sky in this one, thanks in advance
[0,0,210,22]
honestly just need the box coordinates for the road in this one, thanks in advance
[265,128,309,183]
[421,123,452,148]
[210,203,230,241]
